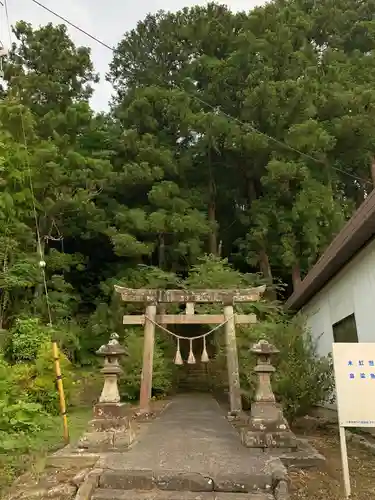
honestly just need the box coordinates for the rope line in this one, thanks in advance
[144,314,234,341]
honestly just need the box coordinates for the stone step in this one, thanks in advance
[177,382,211,389]
[178,375,209,380]
[178,374,210,381]
[98,470,274,493]
[92,490,275,500]
[178,377,209,381]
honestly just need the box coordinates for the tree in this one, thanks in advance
[2,0,375,332]
[0,23,111,325]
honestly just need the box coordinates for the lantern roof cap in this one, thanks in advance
[250,339,279,355]
[96,333,126,356]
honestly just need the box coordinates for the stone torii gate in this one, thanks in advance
[114,286,265,414]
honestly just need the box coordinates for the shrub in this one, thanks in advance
[0,356,49,450]
[271,318,334,422]
[0,400,47,434]
[119,329,174,401]
[54,320,83,363]
[1,316,75,415]
[12,342,75,415]
[238,314,334,422]
[6,317,49,361]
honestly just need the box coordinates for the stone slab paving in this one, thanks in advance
[99,394,276,492]
[92,490,275,500]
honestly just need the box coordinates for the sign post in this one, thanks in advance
[332,342,375,499]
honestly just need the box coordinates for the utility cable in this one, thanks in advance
[30,0,114,50]
[5,0,52,325]
[0,6,11,326]
[28,0,373,188]
[4,0,69,443]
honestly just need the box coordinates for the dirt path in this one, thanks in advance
[291,429,375,499]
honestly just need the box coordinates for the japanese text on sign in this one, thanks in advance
[333,343,375,427]
[347,360,375,379]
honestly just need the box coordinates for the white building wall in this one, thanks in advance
[301,236,375,411]
[302,236,375,358]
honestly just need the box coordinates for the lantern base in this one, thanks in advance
[240,402,298,451]
[77,402,135,451]
[90,402,131,431]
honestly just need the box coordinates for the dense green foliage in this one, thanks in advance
[0,0,372,446]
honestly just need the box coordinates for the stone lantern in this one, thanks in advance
[78,332,135,450]
[240,339,298,450]
[96,332,125,404]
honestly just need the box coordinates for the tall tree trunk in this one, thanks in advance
[371,156,375,189]
[259,247,276,300]
[247,177,275,294]
[158,233,166,269]
[218,240,223,257]
[208,198,217,255]
[207,146,217,255]
[247,177,257,203]
[292,263,302,292]
[259,248,272,281]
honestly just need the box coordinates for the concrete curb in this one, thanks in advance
[75,469,103,500]
[277,438,326,470]
[46,445,101,469]
[274,480,290,500]
[265,459,290,500]
[97,469,273,493]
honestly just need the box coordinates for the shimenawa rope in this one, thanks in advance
[144,314,234,365]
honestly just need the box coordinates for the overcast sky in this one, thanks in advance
[0,0,266,110]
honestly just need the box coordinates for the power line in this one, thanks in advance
[0,2,13,326]
[4,0,69,443]
[23,0,374,187]
[4,0,52,325]
[3,0,11,43]
[182,92,372,186]
[30,0,114,51]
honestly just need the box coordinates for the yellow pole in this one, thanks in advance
[52,341,69,443]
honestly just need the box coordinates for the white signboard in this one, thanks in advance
[333,342,375,427]
[332,342,375,498]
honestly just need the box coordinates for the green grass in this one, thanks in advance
[0,407,91,491]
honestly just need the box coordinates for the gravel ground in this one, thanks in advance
[290,429,375,499]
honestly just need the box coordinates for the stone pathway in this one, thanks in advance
[103,394,266,474]
[93,394,287,500]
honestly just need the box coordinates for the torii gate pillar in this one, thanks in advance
[139,303,156,413]
[224,303,242,414]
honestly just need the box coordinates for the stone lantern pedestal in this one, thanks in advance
[78,333,135,451]
[241,339,298,451]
